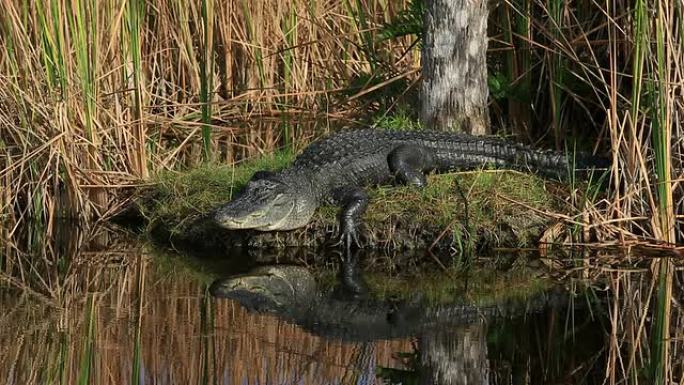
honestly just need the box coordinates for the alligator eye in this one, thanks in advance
[272,197,293,209]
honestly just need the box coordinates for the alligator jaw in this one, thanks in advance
[214,202,298,231]
[214,206,264,230]
[254,202,296,231]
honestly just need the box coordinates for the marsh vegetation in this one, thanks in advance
[1,0,684,382]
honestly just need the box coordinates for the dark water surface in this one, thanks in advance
[0,222,661,384]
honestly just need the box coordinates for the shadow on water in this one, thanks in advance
[0,221,682,384]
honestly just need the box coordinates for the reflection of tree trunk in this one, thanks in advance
[421,0,489,135]
[351,342,376,384]
[420,321,489,385]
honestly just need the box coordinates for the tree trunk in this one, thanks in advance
[421,0,489,135]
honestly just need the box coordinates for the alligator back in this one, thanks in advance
[290,129,605,185]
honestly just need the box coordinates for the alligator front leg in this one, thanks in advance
[332,186,369,250]
[388,144,437,187]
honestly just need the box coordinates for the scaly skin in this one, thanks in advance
[214,129,607,245]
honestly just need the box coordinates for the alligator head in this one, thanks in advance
[210,265,317,313]
[214,172,314,231]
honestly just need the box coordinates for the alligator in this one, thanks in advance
[209,264,568,341]
[214,129,607,247]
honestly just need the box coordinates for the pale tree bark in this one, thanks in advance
[421,0,490,135]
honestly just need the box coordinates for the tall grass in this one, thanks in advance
[0,0,417,227]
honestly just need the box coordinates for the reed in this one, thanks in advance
[491,2,684,378]
[546,0,565,151]
[200,0,214,161]
[649,2,675,382]
[126,0,147,177]
[0,0,418,226]
[496,0,531,137]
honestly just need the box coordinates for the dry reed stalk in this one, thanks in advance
[0,0,417,227]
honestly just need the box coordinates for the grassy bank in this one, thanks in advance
[128,153,562,251]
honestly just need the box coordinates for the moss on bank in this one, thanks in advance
[126,152,565,252]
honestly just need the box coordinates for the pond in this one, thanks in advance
[0,222,680,384]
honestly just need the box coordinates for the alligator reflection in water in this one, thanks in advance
[210,261,603,384]
[211,264,497,383]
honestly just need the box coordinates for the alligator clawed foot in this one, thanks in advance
[330,222,364,250]
[331,229,362,250]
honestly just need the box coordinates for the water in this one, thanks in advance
[0,222,677,384]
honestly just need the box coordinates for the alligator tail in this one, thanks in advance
[434,136,610,181]
[514,145,610,181]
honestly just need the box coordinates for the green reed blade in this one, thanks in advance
[241,0,264,86]
[652,3,673,241]
[548,0,565,149]
[201,0,215,161]
[69,0,96,143]
[35,1,57,90]
[650,4,674,382]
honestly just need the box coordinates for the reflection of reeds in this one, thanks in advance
[1,228,683,383]
[603,265,683,383]
[0,230,414,384]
